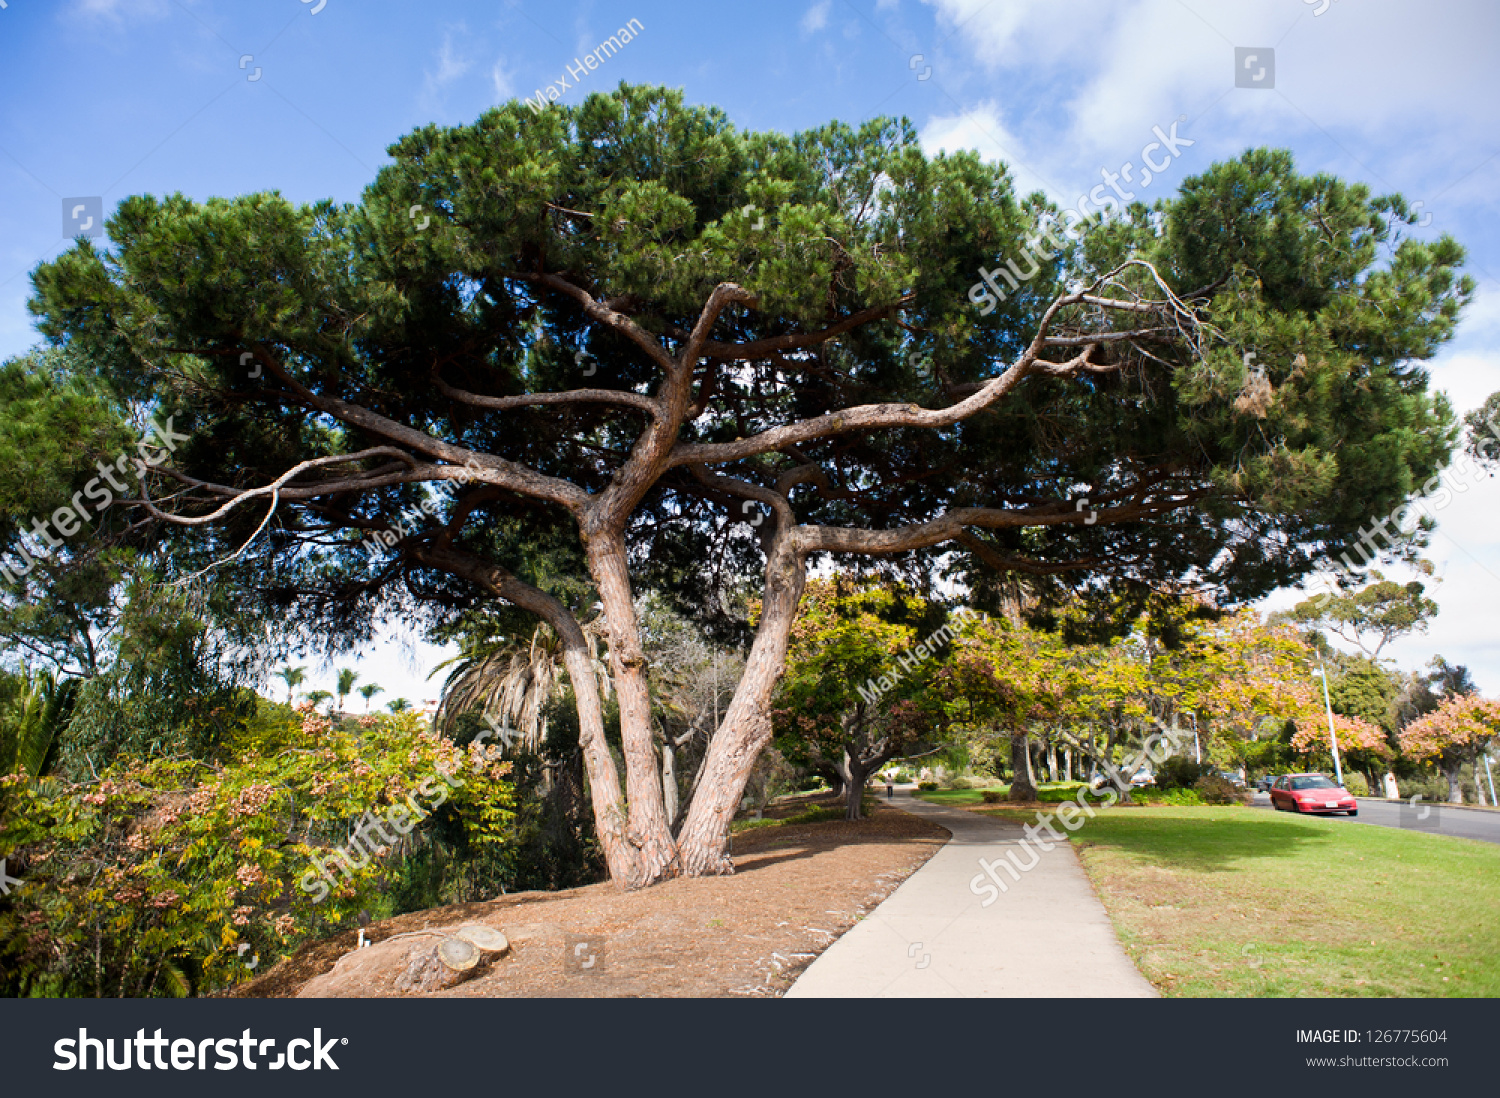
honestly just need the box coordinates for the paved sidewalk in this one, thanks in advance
[784,790,1156,998]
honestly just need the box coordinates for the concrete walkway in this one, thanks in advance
[784,790,1157,998]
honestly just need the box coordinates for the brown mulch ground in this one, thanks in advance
[234,794,947,999]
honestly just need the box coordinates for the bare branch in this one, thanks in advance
[691,297,911,361]
[433,372,658,417]
[954,531,1102,576]
[670,261,1198,469]
[797,491,1206,556]
[678,283,757,372]
[138,447,419,527]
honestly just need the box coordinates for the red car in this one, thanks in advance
[1269,773,1358,816]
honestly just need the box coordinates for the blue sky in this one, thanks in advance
[2,0,1498,704]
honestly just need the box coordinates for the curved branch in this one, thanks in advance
[797,491,1206,556]
[251,343,588,511]
[954,531,1103,576]
[691,296,914,361]
[139,447,419,526]
[516,272,678,375]
[679,282,757,372]
[670,261,1195,469]
[433,372,658,417]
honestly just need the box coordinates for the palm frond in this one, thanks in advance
[431,620,610,749]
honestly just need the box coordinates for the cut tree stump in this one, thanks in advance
[392,926,510,994]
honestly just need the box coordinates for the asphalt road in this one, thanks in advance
[1247,791,1500,845]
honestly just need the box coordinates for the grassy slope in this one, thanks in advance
[980,805,1500,998]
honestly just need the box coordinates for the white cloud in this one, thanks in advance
[421,27,473,106]
[919,0,1500,190]
[801,0,832,34]
[491,58,515,102]
[918,101,1061,202]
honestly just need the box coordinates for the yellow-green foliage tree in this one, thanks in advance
[772,578,954,819]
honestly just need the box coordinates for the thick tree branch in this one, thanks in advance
[690,296,914,361]
[796,491,1207,556]
[669,261,1194,469]
[954,531,1103,576]
[252,342,589,511]
[517,272,678,375]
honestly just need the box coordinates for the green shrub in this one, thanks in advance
[1392,774,1448,802]
[941,774,987,790]
[917,780,938,791]
[1136,787,1207,806]
[1192,773,1240,805]
[1155,756,1213,791]
[1037,782,1090,803]
[1340,772,1370,796]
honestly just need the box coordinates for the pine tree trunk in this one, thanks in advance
[586,536,680,884]
[411,544,650,888]
[675,539,807,875]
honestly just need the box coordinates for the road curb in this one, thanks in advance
[1356,797,1500,816]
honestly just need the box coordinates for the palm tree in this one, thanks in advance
[335,668,359,716]
[305,689,333,713]
[276,665,306,706]
[386,697,412,713]
[358,683,384,712]
[431,620,609,752]
[0,666,78,779]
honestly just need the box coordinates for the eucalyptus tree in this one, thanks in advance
[27,85,1471,887]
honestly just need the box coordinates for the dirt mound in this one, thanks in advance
[238,800,947,998]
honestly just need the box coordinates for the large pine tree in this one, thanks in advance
[21,84,1472,887]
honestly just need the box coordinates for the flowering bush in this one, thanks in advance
[0,705,512,997]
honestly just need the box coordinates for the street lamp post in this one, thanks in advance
[1312,654,1344,788]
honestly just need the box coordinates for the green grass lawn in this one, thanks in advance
[985,805,1500,998]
